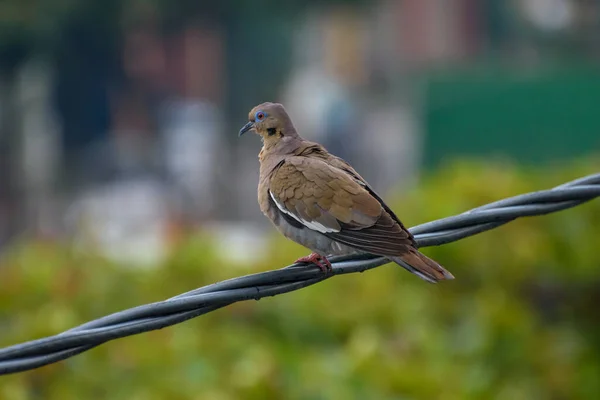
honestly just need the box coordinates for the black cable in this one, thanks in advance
[1,172,599,375]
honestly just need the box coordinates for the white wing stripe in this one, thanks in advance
[269,190,340,234]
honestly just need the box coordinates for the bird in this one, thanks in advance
[239,102,454,283]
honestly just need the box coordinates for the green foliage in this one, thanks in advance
[1,158,599,400]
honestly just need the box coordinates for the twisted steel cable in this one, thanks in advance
[1,172,599,375]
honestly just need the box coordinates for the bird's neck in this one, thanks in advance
[258,136,301,176]
[260,134,300,157]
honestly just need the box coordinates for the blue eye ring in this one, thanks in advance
[255,110,267,121]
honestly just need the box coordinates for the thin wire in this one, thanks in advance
[1,173,599,376]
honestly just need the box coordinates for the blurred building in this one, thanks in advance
[0,0,599,264]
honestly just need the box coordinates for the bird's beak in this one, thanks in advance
[239,121,254,136]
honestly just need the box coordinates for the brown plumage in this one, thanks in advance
[239,102,454,283]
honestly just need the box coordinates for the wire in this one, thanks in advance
[1,172,599,375]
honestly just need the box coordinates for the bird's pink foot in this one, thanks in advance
[295,253,333,273]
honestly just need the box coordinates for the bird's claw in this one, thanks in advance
[295,253,333,273]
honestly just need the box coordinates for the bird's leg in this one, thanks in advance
[295,253,333,273]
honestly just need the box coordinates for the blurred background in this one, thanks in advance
[0,0,599,398]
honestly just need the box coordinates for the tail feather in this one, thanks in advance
[390,249,454,283]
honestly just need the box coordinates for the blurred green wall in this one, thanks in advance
[422,66,600,167]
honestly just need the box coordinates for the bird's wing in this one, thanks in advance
[325,154,419,247]
[269,156,414,255]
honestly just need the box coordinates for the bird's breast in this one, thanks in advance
[257,177,273,217]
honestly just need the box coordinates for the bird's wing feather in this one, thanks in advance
[326,154,419,244]
[269,156,414,255]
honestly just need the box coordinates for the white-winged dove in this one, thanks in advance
[239,102,454,283]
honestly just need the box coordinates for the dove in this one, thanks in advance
[239,102,454,283]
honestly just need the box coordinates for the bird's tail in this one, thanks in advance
[390,249,454,283]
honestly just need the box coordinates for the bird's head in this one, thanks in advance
[239,102,297,143]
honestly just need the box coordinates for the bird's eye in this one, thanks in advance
[255,111,266,121]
